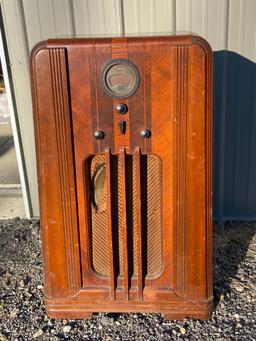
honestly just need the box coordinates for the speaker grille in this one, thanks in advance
[89,152,162,279]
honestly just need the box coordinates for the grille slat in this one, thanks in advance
[135,147,143,300]
[105,148,116,300]
[120,148,130,300]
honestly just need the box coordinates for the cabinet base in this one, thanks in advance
[45,298,213,320]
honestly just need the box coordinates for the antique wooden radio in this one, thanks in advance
[30,33,212,319]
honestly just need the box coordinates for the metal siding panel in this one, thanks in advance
[228,0,245,54]
[36,0,57,38]
[154,0,175,31]
[138,0,154,32]
[213,51,256,219]
[176,0,191,31]
[102,0,121,34]
[73,0,120,35]
[87,0,105,34]
[176,0,229,50]
[123,0,175,33]
[0,6,31,217]
[22,0,42,50]
[232,55,256,216]
[212,51,227,218]
[123,0,140,33]
[247,85,256,215]
[23,0,75,49]
[242,0,256,61]
[224,55,242,216]
[34,0,74,39]
[190,0,205,36]
[205,0,229,51]
[1,0,39,216]
[2,0,256,218]
[52,0,74,36]
[72,0,91,34]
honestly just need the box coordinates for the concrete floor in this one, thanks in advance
[0,190,25,219]
[0,93,25,218]
[0,126,20,184]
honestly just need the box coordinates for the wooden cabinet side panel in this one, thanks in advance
[185,40,212,300]
[150,42,176,290]
[31,46,81,299]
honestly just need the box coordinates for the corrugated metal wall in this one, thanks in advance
[1,0,256,218]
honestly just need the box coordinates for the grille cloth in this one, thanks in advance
[89,153,162,278]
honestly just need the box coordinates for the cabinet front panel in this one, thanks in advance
[31,35,212,317]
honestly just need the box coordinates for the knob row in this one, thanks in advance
[94,129,151,140]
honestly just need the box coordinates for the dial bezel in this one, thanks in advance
[101,59,140,99]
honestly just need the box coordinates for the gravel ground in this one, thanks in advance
[0,218,255,341]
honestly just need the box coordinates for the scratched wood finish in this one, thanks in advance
[30,33,213,320]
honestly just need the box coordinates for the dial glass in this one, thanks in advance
[102,60,139,98]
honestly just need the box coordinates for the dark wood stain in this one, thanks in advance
[30,34,213,320]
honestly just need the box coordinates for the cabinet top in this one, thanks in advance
[31,32,212,57]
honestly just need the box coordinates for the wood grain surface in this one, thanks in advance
[30,33,213,320]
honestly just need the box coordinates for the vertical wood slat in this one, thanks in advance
[105,148,116,300]
[120,147,129,300]
[135,147,143,300]
[175,45,188,296]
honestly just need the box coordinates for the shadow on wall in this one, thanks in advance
[213,51,256,220]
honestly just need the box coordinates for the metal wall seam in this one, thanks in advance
[1,0,37,216]
[1,0,256,218]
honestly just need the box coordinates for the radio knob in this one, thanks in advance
[94,130,105,139]
[115,103,128,114]
[141,129,151,138]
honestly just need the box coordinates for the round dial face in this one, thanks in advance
[101,60,139,98]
